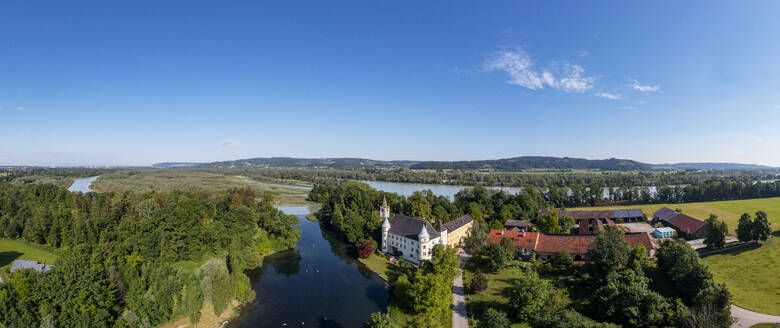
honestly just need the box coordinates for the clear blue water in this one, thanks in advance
[232,206,388,328]
[67,176,100,193]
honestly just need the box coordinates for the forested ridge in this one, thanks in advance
[0,182,300,327]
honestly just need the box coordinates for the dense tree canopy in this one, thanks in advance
[0,182,301,327]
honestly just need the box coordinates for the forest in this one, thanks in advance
[0,182,300,327]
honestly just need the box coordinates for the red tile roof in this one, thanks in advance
[487,229,540,249]
[536,232,655,255]
[624,232,654,251]
[667,214,707,235]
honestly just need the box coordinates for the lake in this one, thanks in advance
[231,206,388,328]
[67,176,100,193]
[359,180,522,200]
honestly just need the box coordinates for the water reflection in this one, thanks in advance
[232,208,388,328]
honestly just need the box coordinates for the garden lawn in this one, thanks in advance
[464,265,529,328]
[358,253,390,281]
[0,238,58,272]
[702,238,780,315]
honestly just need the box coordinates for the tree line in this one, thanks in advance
[0,182,300,327]
[200,166,779,189]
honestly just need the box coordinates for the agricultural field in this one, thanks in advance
[702,238,780,315]
[0,238,58,272]
[581,197,780,234]
[581,198,780,315]
[91,169,315,206]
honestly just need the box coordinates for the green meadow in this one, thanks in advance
[91,169,315,206]
[0,238,58,272]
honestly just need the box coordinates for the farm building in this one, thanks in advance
[487,230,540,258]
[540,209,646,224]
[652,207,708,239]
[10,259,53,273]
[487,229,655,261]
[503,219,531,232]
[652,227,675,238]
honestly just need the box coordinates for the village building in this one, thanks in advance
[540,209,646,224]
[503,219,532,232]
[380,198,473,264]
[10,259,53,273]
[487,230,540,258]
[487,229,655,261]
[652,207,708,239]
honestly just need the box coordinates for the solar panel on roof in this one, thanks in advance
[628,209,643,217]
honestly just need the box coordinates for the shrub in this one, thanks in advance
[358,239,377,258]
[470,269,489,293]
[478,308,510,328]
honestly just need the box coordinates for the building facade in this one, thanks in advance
[380,198,473,264]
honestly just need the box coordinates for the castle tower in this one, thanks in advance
[381,216,391,253]
[379,196,390,220]
[437,220,448,246]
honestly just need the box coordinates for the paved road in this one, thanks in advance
[731,304,780,327]
[453,250,470,328]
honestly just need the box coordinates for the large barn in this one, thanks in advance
[487,229,655,261]
[652,207,707,239]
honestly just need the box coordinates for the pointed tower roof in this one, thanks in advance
[382,196,388,208]
[382,217,391,229]
[418,225,430,239]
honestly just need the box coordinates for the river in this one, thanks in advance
[360,180,674,200]
[67,176,100,193]
[231,206,388,328]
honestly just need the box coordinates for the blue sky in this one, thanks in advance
[1,1,779,166]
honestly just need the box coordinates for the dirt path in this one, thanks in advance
[731,304,780,328]
[453,250,470,328]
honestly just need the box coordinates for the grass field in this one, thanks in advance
[702,238,780,315]
[581,197,780,315]
[91,169,315,206]
[0,238,58,272]
[751,324,780,328]
[358,253,390,281]
[580,197,780,234]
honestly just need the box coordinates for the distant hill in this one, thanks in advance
[152,157,778,172]
[654,163,778,170]
[409,156,652,171]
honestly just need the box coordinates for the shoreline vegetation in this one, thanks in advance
[87,169,315,206]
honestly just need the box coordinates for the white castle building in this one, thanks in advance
[380,197,473,264]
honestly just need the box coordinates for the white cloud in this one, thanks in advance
[483,48,594,93]
[595,92,621,100]
[16,106,25,111]
[630,79,660,92]
[221,139,247,148]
